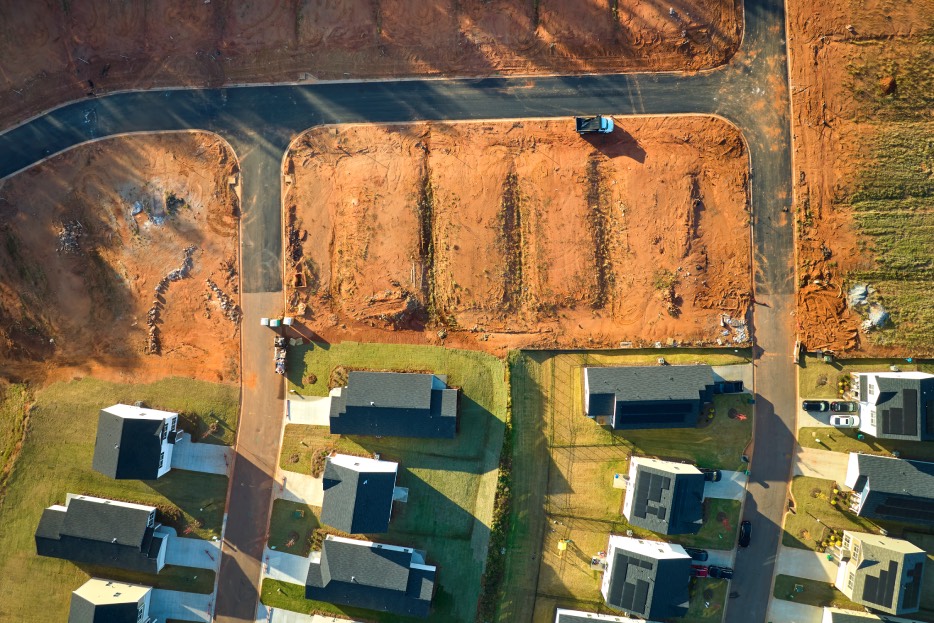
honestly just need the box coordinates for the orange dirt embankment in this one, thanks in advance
[787,0,933,354]
[0,133,241,385]
[285,118,751,356]
[0,1,741,129]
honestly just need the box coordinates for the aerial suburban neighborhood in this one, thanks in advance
[0,2,930,623]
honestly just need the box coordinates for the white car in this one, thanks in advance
[830,415,860,428]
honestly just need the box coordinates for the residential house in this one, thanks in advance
[92,404,179,480]
[822,606,926,622]
[305,535,436,618]
[69,578,152,623]
[583,365,720,430]
[35,494,168,574]
[329,371,458,438]
[555,608,659,622]
[622,457,705,535]
[850,372,934,441]
[601,535,691,619]
[844,453,934,525]
[321,453,407,534]
[833,531,926,616]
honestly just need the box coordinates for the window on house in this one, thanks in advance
[147,511,155,528]
[847,572,855,589]
[843,535,851,549]
[159,452,165,469]
[853,543,860,561]
[161,423,168,441]
[137,602,145,622]
[871,410,876,426]
[869,384,875,396]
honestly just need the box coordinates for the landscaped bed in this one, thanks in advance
[0,377,237,623]
[784,476,888,551]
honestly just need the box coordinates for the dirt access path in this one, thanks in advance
[787,0,934,355]
[0,133,242,385]
[285,118,751,355]
[0,0,741,129]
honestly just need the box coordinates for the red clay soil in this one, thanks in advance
[786,0,933,355]
[0,133,241,385]
[0,0,741,128]
[284,118,751,356]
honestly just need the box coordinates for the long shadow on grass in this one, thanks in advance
[145,471,229,538]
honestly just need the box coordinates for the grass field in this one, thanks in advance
[0,377,237,623]
[268,499,319,557]
[497,349,751,622]
[784,476,886,551]
[268,342,508,623]
[0,382,29,488]
[799,426,934,462]
[797,354,934,399]
[772,575,863,610]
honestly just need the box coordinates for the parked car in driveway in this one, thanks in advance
[830,414,860,428]
[708,565,734,580]
[802,400,830,412]
[690,564,709,578]
[738,520,752,547]
[831,401,859,413]
[700,468,722,482]
[684,547,709,562]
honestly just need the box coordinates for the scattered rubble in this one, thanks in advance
[206,279,242,324]
[147,246,198,354]
[56,220,84,254]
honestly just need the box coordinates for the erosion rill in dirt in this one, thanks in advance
[498,167,524,311]
[586,154,613,310]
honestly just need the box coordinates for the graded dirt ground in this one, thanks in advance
[787,0,934,355]
[0,0,742,128]
[284,118,751,355]
[0,132,242,386]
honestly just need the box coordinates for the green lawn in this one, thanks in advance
[772,575,863,610]
[799,426,934,463]
[0,377,237,623]
[497,349,751,622]
[0,382,29,488]
[798,354,934,400]
[682,577,729,623]
[783,477,885,551]
[268,499,319,557]
[269,342,508,623]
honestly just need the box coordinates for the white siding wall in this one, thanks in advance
[156,416,177,478]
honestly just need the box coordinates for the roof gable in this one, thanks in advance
[60,496,154,547]
[321,455,397,534]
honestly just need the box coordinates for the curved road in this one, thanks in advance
[0,1,797,621]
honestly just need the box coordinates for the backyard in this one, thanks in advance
[266,341,509,623]
[798,354,934,400]
[0,377,237,623]
[497,348,751,622]
[799,426,934,463]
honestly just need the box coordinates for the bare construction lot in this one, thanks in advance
[285,118,751,354]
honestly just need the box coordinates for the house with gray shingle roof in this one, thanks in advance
[622,457,705,535]
[69,578,152,623]
[844,453,934,525]
[583,366,717,430]
[305,535,436,617]
[601,535,691,619]
[833,531,927,616]
[821,606,926,622]
[321,454,406,534]
[35,494,168,574]
[329,371,458,438]
[851,372,934,441]
[92,404,179,480]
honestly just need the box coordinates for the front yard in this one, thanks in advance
[799,426,934,463]
[798,354,934,400]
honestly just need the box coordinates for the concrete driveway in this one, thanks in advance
[264,547,312,584]
[794,447,850,483]
[165,536,222,572]
[797,401,834,430]
[276,470,323,507]
[766,600,823,623]
[172,434,232,476]
[286,396,331,426]
[711,364,754,390]
[775,547,838,582]
[150,589,212,622]
[704,471,748,501]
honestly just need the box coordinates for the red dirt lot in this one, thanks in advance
[0,0,741,128]
[0,133,242,385]
[787,0,934,355]
[285,118,751,355]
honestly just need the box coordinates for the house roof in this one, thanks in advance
[870,374,934,440]
[321,454,398,534]
[92,405,175,480]
[329,372,457,438]
[848,454,934,524]
[60,495,154,547]
[69,578,150,623]
[627,458,705,535]
[845,532,926,614]
[586,365,714,403]
[821,606,924,622]
[306,536,435,617]
[555,608,654,622]
[603,536,690,619]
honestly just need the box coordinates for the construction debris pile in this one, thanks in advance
[147,246,198,354]
[719,313,749,344]
[846,283,890,333]
[205,278,242,324]
[56,220,84,254]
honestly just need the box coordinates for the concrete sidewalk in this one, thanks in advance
[704,470,747,501]
[766,599,823,623]
[703,549,736,567]
[172,434,232,476]
[164,535,222,572]
[275,469,323,507]
[151,589,212,622]
[775,547,838,582]
[264,547,312,584]
[794,447,849,483]
[286,395,332,426]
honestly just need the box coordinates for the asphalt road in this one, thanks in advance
[0,0,798,620]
